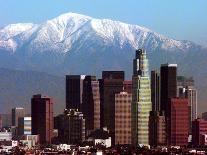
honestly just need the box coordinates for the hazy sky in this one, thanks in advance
[0,0,207,46]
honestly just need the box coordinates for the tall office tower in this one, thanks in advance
[99,71,124,145]
[131,49,152,145]
[82,76,100,135]
[12,107,25,127]
[168,98,189,146]
[149,111,166,146]
[18,117,32,136]
[160,64,177,115]
[115,92,132,145]
[55,109,85,145]
[151,70,160,112]
[31,94,54,144]
[192,119,207,146]
[66,75,86,110]
[177,76,197,134]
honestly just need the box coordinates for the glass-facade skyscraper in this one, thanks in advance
[132,49,152,145]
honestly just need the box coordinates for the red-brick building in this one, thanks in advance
[167,98,189,146]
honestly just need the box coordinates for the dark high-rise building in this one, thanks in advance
[167,98,189,146]
[192,119,207,146]
[82,76,100,135]
[66,75,86,110]
[99,71,124,145]
[160,64,177,115]
[55,109,85,145]
[12,107,25,127]
[149,111,166,146]
[31,94,54,144]
[151,70,160,112]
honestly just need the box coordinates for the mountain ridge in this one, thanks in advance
[0,12,206,114]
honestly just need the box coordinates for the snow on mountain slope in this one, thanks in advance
[0,12,201,54]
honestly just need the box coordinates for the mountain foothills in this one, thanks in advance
[0,12,206,114]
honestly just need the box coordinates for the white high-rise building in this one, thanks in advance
[131,49,152,145]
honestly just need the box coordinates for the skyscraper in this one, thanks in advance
[82,75,100,135]
[151,70,160,112]
[115,92,132,145]
[99,71,124,145]
[131,49,152,145]
[31,94,54,144]
[168,98,189,146]
[160,64,177,115]
[66,75,86,110]
[177,76,197,134]
[12,107,25,127]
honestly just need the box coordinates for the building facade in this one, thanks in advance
[115,92,132,145]
[18,117,32,136]
[131,49,152,145]
[99,71,124,145]
[168,98,189,146]
[192,119,207,146]
[177,76,197,134]
[12,107,25,127]
[151,70,160,112]
[149,111,166,146]
[82,76,100,135]
[55,109,85,145]
[66,75,85,110]
[160,64,177,115]
[31,94,54,144]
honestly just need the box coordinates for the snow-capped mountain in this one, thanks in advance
[0,12,205,76]
[0,12,201,55]
[0,12,207,114]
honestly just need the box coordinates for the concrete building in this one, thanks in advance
[149,111,166,146]
[18,117,31,136]
[82,76,100,136]
[55,109,85,145]
[115,92,132,145]
[12,107,24,127]
[31,94,54,144]
[131,49,152,145]
[160,64,177,115]
[168,98,189,146]
[192,119,207,146]
[99,71,124,145]
[66,75,86,110]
